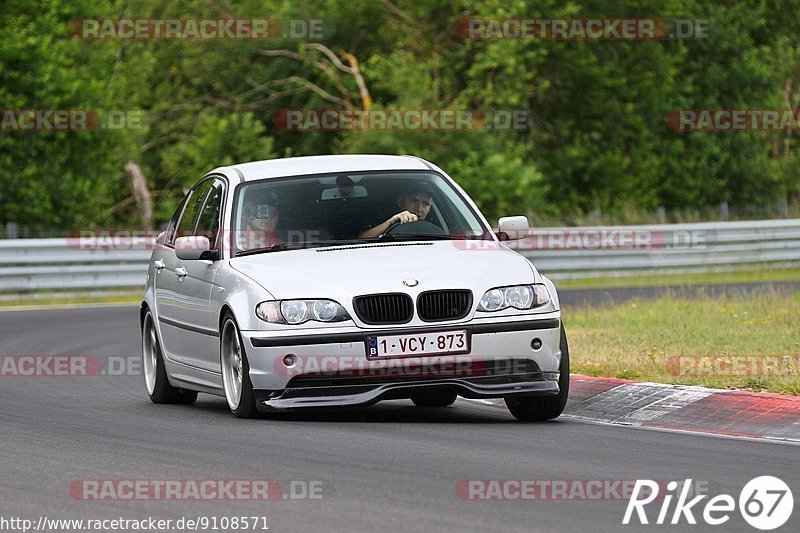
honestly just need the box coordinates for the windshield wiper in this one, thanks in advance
[235,242,289,256]
[301,239,378,247]
[236,239,382,256]
[378,233,471,241]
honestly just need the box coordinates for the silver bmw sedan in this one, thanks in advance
[140,155,569,419]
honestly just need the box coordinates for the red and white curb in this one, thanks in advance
[470,375,800,443]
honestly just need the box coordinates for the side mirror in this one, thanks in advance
[175,236,211,260]
[498,216,531,240]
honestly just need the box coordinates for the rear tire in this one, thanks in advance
[220,312,258,418]
[141,310,198,405]
[505,326,570,421]
[411,392,457,408]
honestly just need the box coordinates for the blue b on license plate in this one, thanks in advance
[367,329,469,358]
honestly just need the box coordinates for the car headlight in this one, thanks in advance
[282,300,308,324]
[256,299,351,325]
[312,300,338,321]
[477,284,550,312]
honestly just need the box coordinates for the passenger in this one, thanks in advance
[238,189,280,250]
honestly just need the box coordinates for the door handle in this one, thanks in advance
[153,259,165,270]
[175,267,188,278]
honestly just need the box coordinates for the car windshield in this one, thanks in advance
[232,171,492,255]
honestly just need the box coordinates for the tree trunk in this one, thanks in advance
[124,161,153,229]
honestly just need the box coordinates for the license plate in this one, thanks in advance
[367,329,469,359]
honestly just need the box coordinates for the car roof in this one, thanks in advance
[216,154,434,181]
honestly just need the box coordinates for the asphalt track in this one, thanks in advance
[1,305,798,532]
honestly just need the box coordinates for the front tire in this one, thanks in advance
[220,312,258,418]
[505,326,570,421]
[141,310,198,405]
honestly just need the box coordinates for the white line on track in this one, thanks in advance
[459,398,800,447]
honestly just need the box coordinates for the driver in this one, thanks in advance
[359,185,433,238]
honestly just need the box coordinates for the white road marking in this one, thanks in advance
[459,397,800,446]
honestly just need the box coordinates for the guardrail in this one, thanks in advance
[0,239,151,291]
[1,219,799,291]
[518,218,800,279]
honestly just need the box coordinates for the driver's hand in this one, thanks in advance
[391,211,418,224]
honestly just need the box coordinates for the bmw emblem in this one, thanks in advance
[403,279,419,287]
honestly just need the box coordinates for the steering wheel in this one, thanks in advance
[383,219,446,236]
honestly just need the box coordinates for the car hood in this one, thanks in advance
[229,240,540,300]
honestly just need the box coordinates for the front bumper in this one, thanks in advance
[254,377,559,411]
[241,316,562,411]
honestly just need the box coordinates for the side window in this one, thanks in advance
[165,193,191,246]
[195,180,224,250]
[175,179,213,242]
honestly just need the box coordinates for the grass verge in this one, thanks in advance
[0,290,141,308]
[554,266,800,289]
[568,287,800,394]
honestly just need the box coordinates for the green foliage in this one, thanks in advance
[1,0,799,230]
[0,0,125,227]
[160,112,276,187]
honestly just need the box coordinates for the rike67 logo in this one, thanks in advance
[623,476,793,530]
